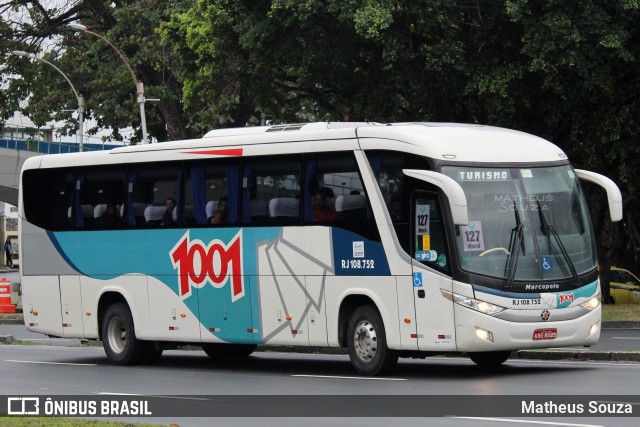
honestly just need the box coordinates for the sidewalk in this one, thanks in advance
[1,312,638,362]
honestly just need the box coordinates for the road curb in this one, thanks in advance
[599,321,640,329]
[513,350,640,362]
[0,319,23,325]
[259,347,640,363]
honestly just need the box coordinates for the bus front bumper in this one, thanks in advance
[453,304,601,352]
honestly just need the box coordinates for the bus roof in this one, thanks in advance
[356,123,567,163]
[24,122,568,170]
[202,121,376,137]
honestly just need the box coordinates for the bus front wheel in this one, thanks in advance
[347,305,398,376]
[101,303,146,365]
[468,351,512,367]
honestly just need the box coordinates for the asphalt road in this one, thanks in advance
[0,344,639,427]
[2,267,639,425]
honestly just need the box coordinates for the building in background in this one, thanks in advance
[1,202,18,268]
[0,110,55,143]
[1,110,127,154]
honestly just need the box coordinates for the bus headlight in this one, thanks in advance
[475,327,494,343]
[580,295,600,311]
[441,290,506,316]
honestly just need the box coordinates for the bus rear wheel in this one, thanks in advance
[468,351,512,367]
[202,343,257,359]
[101,303,146,365]
[347,305,398,376]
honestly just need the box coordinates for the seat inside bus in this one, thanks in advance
[67,204,95,228]
[205,200,219,220]
[120,203,148,226]
[335,194,367,221]
[247,198,270,224]
[144,205,177,226]
[269,197,300,223]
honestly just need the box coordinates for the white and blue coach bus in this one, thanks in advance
[19,122,622,375]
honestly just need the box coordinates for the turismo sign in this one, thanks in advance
[456,170,510,181]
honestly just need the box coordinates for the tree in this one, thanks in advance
[3,1,639,289]
[502,0,640,296]
[160,0,477,126]
[162,0,640,295]
[0,0,189,143]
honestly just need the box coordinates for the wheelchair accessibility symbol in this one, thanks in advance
[413,272,423,287]
[541,256,553,271]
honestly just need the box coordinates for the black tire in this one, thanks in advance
[202,343,257,359]
[468,351,512,367]
[101,303,146,365]
[346,305,398,376]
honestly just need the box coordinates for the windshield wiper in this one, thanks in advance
[505,203,525,289]
[537,201,580,288]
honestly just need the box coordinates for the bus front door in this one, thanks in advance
[411,191,456,352]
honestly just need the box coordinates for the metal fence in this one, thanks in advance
[0,138,122,154]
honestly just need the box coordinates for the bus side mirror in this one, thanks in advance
[574,169,623,222]
[402,169,468,225]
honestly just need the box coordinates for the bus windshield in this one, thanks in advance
[442,165,597,282]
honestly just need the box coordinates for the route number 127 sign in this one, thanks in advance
[415,204,430,236]
[460,221,485,252]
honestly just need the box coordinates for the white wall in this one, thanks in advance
[0,202,18,219]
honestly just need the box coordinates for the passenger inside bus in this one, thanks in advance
[312,188,336,222]
[95,204,121,228]
[161,198,177,226]
[209,196,228,225]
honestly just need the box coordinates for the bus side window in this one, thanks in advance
[242,155,301,225]
[183,160,239,226]
[78,166,126,230]
[23,168,74,231]
[412,192,450,275]
[366,150,431,251]
[127,162,181,227]
[305,153,380,241]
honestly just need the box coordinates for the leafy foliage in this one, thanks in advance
[1,0,187,142]
[2,1,640,290]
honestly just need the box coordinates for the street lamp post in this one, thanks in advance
[11,51,85,152]
[67,23,149,144]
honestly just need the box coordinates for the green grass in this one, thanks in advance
[602,303,640,321]
[0,417,167,427]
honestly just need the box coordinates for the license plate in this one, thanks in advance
[533,328,557,340]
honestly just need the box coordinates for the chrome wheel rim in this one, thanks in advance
[353,320,377,362]
[107,317,126,354]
